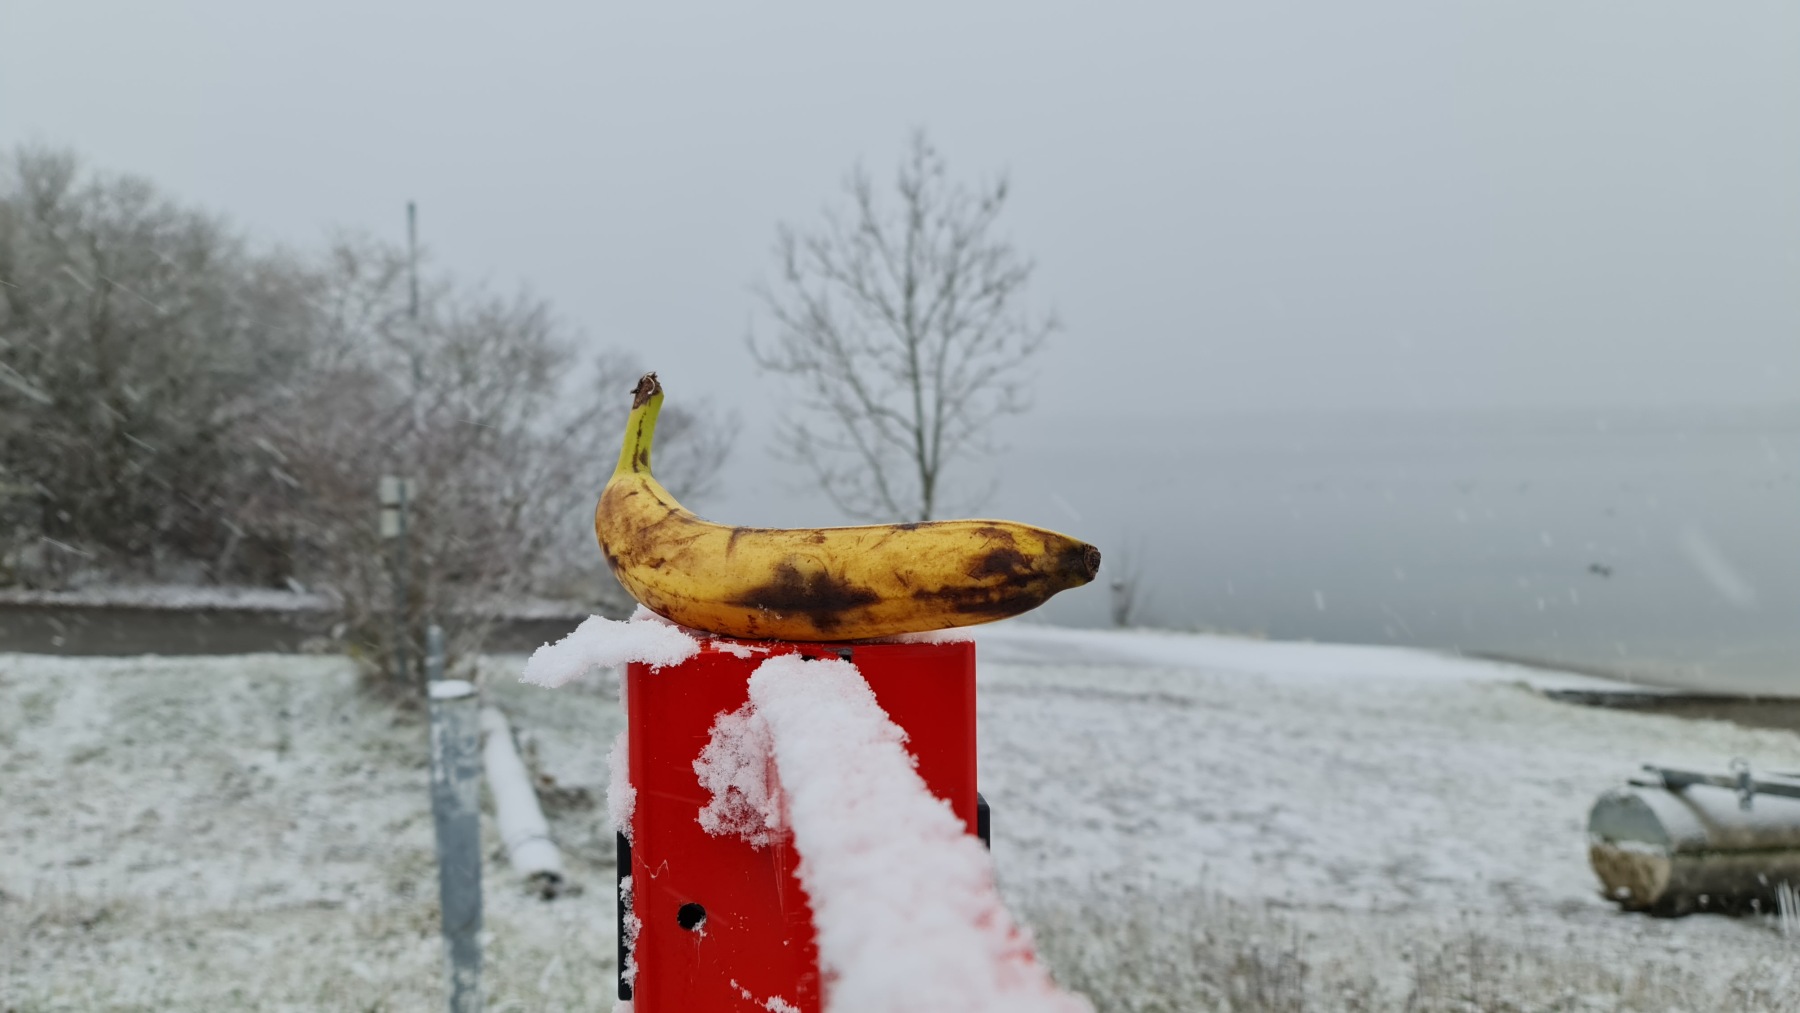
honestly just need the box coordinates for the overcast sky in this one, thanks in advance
[7,0,1796,669]
[4,2,1796,482]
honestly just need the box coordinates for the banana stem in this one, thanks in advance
[614,373,663,477]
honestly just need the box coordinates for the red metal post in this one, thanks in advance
[623,638,979,1012]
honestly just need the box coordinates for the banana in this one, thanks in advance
[595,373,1100,642]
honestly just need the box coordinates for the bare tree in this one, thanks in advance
[235,236,733,694]
[749,131,1056,522]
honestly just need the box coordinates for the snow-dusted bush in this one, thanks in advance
[0,146,731,690]
[227,238,730,693]
[0,147,314,584]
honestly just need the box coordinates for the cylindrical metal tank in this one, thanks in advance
[1589,780,1800,915]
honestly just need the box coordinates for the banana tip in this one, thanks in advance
[1080,544,1102,582]
[632,372,661,408]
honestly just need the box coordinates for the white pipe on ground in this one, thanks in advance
[480,705,565,898]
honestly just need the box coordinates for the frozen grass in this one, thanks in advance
[0,653,620,1012]
[1024,887,1800,1012]
[0,888,617,1011]
[4,628,1800,1010]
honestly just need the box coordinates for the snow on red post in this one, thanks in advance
[621,635,990,1012]
[741,654,1091,1013]
[522,611,1088,1012]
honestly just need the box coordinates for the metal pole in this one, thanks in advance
[406,203,424,392]
[408,201,420,323]
[396,481,410,686]
[427,625,483,1013]
[398,201,420,683]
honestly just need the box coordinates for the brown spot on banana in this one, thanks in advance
[971,524,1019,544]
[727,562,882,635]
[968,546,1033,580]
[911,583,1050,616]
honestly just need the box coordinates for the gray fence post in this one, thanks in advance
[426,624,483,1013]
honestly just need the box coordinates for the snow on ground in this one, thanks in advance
[0,653,623,1010]
[967,622,1800,1007]
[3,622,1799,1009]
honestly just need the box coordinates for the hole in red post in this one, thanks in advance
[676,902,706,930]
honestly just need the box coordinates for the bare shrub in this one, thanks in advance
[232,237,730,693]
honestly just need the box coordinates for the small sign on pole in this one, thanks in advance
[379,475,416,540]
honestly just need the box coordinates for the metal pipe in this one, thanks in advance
[480,705,565,897]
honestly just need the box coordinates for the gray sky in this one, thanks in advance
[4,1,1797,500]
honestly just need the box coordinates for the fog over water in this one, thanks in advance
[714,405,1800,693]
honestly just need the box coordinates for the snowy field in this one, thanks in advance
[3,624,1799,1011]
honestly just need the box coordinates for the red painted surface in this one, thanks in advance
[626,637,978,1013]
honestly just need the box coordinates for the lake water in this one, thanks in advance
[718,404,1800,694]
[984,405,1800,694]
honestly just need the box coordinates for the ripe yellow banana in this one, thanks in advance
[595,373,1100,642]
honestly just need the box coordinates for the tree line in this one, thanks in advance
[0,146,729,689]
[1,131,1066,684]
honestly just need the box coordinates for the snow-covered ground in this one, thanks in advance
[0,652,623,1011]
[970,625,1800,1008]
[3,623,1798,1010]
